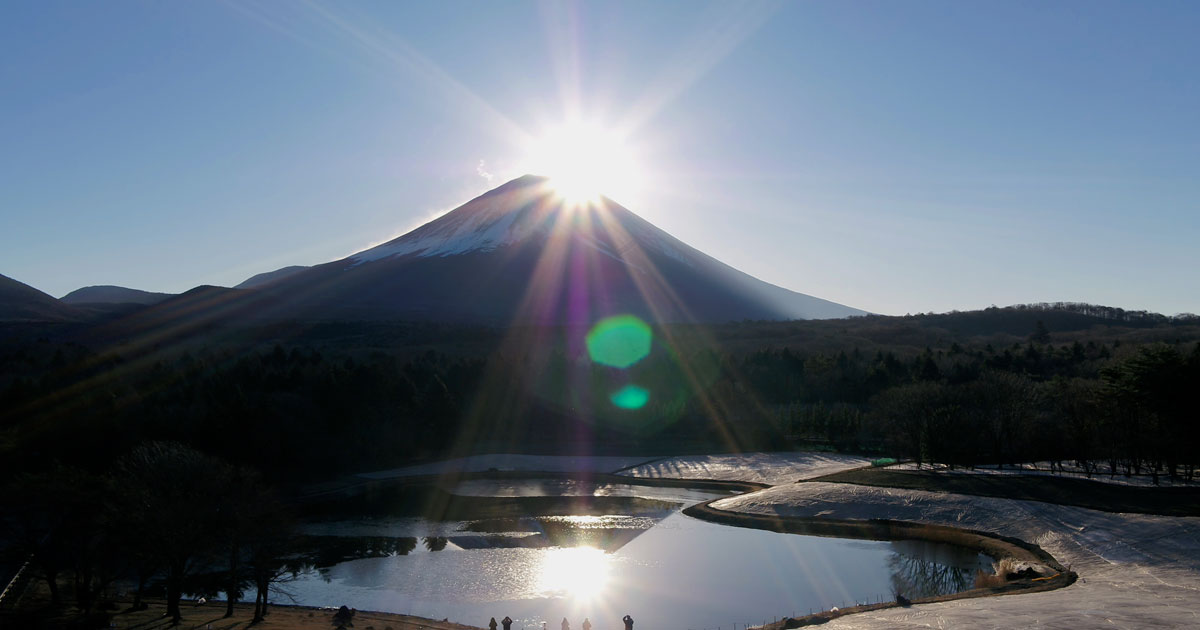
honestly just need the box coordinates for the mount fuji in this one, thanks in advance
[242,175,865,324]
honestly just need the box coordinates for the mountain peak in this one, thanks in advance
[241,176,866,323]
[500,173,550,188]
[349,175,562,264]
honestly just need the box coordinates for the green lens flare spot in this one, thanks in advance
[610,385,650,409]
[586,315,652,368]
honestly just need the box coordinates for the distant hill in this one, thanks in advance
[902,303,1198,336]
[0,273,81,322]
[235,265,309,290]
[61,285,173,306]
[79,284,262,346]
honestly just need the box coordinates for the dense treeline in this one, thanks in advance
[1,304,1198,483]
[0,343,488,478]
[1,442,296,625]
[776,341,1200,479]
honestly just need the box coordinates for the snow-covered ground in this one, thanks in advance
[617,452,872,485]
[892,461,1199,488]
[358,452,870,484]
[357,454,660,480]
[353,451,1199,626]
[711,482,1200,629]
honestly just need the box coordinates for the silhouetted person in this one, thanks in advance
[623,614,634,630]
[583,619,592,630]
[562,618,570,630]
[502,616,513,630]
[490,617,498,630]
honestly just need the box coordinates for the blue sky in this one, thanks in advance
[2,0,1197,315]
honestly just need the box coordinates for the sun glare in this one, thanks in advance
[538,546,612,602]
[524,122,642,206]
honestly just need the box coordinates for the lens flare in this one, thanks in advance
[610,384,650,409]
[586,315,652,368]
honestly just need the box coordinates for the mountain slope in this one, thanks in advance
[235,265,310,290]
[251,175,865,324]
[0,274,82,322]
[61,285,173,305]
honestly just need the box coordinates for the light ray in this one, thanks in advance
[222,0,371,71]
[539,0,585,121]
[444,183,586,458]
[584,201,750,449]
[618,0,783,133]
[243,0,535,149]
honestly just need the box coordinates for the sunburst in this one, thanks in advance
[523,121,643,206]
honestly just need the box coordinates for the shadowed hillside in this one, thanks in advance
[1,302,1196,482]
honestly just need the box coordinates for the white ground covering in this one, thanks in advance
[893,461,1199,488]
[357,454,659,480]
[617,452,872,485]
[355,452,1200,626]
[711,482,1200,629]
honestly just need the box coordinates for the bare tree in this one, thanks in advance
[112,442,233,625]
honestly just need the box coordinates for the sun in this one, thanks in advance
[523,121,643,206]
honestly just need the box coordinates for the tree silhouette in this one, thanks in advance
[112,442,233,625]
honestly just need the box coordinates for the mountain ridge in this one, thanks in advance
[245,174,866,323]
[61,285,173,306]
[0,273,82,322]
[17,176,866,330]
[235,265,310,290]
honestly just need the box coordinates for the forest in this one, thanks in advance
[4,441,297,625]
[2,302,1199,624]
[1,302,1196,482]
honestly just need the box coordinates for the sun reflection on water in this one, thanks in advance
[537,546,612,603]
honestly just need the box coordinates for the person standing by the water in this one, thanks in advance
[582,618,592,630]
[489,618,498,630]
[622,614,634,630]
[562,618,570,630]
[502,617,513,630]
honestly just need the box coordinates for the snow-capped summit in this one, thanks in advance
[349,175,698,267]
[346,175,725,271]
[351,175,555,263]
[238,175,866,323]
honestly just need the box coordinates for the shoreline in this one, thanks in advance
[18,452,1193,629]
[307,466,1080,628]
[296,463,1082,628]
[683,495,1076,628]
[5,596,487,630]
[298,468,770,506]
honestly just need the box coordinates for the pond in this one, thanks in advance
[286,479,992,630]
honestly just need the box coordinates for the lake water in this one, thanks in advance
[287,480,991,630]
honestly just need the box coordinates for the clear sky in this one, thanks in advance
[2,0,1198,316]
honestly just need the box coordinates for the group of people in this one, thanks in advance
[488,614,634,630]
